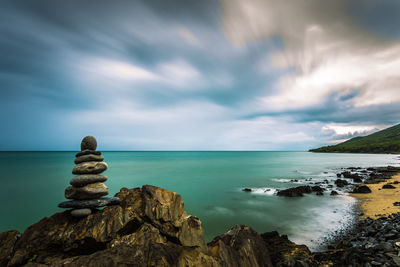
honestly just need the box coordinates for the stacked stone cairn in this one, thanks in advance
[58,136,120,218]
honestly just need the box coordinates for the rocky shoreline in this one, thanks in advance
[1,166,400,266]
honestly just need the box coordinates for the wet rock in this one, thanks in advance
[277,186,312,197]
[352,185,372,193]
[65,182,108,200]
[330,190,339,196]
[316,191,323,196]
[242,188,252,192]
[72,161,108,175]
[70,175,108,187]
[311,185,324,192]
[335,179,349,187]
[74,154,104,164]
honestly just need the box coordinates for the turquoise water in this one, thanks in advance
[0,151,399,250]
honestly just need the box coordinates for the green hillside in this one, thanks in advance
[309,124,400,153]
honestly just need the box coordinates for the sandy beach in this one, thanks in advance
[352,174,400,218]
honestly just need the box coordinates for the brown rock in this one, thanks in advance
[0,230,20,266]
[70,175,107,187]
[209,225,273,267]
[72,162,108,175]
[65,182,108,200]
[6,186,276,267]
[74,154,104,164]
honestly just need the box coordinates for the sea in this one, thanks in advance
[0,151,399,251]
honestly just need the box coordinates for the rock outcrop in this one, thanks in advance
[0,185,275,267]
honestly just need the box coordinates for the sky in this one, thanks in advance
[1,0,400,151]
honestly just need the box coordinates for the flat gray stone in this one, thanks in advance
[74,154,104,164]
[71,208,91,218]
[70,174,107,187]
[76,150,101,157]
[81,136,97,151]
[72,161,108,175]
[58,197,120,209]
[65,182,108,200]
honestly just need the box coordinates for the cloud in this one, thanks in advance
[221,0,400,110]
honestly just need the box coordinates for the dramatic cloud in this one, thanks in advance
[0,0,399,150]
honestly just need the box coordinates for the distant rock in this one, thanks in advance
[335,179,349,187]
[242,188,252,192]
[277,186,312,197]
[382,184,396,189]
[352,185,372,194]
[330,190,339,196]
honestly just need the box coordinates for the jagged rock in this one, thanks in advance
[72,162,108,175]
[70,174,108,187]
[74,154,104,164]
[58,197,120,209]
[261,231,318,267]
[2,185,281,267]
[335,179,349,187]
[352,185,372,193]
[208,225,273,267]
[76,150,101,157]
[311,185,324,192]
[65,182,108,200]
[81,136,97,151]
[0,230,20,267]
[330,190,339,196]
[277,186,312,197]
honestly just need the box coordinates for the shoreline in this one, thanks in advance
[351,174,400,219]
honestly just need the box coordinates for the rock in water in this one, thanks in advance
[72,161,108,175]
[65,182,108,200]
[58,197,120,209]
[74,154,104,164]
[76,150,101,157]
[81,136,97,151]
[70,174,107,187]
[71,208,92,217]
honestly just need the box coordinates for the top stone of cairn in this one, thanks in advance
[81,136,97,151]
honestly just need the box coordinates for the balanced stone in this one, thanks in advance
[74,154,104,164]
[71,208,91,218]
[70,174,107,187]
[65,182,108,200]
[58,197,120,209]
[81,136,97,151]
[72,161,108,175]
[76,150,101,157]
